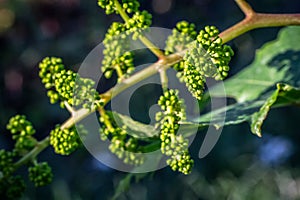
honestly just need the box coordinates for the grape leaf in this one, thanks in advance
[195,100,266,128]
[193,26,300,136]
[191,83,300,137]
[110,111,159,139]
[251,83,300,137]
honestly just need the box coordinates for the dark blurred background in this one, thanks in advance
[1,0,300,199]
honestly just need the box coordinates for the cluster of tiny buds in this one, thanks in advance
[28,162,53,187]
[0,174,25,199]
[156,89,193,174]
[99,0,152,81]
[6,115,37,155]
[0,150,15,177]
[39,57,101,110]
[102,22,135,80]
[194,25,234,80]
[99,113,144,165]
[50,125,87,156]
[1,115,53,199]
[98,0,140,15]
[166,22,234,100]
[125,11,152,40]
[165,21,197,71]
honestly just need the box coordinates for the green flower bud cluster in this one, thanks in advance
[50,125,86,156]
[54,69,101,110]
[102,22,135,80]
[98,0,140,15]
[1,116,51,198]
[125,11,152,40]
[109,129,144,165]
[52,69,77,106]
[6,115,37,155]
[167,151,193,175]
[98,0,116,15]
[99,112,144,165]
[6,115,35,139]
[0,175,25,200]
[39,57,64,90]
[165,21,197,71]
[179,62,206,100]
[122,0,140,13]
[0,150,15,177]
[0,149,26,199]
[28,162,53,187]
[100,3,152,80]
[39,57,101,110]
[186,26,234,80]
[75,78,104,110]
[156,89,194,174]
[165,23,234,100]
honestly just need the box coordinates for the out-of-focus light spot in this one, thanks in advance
[5,70,23,93]
[258,136,293,166]
[40,19,60,38]
[152,0,172,14]
[0,9,15,33]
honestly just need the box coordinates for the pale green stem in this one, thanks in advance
[64,101,76,115]
[14,137,50,169]
[219,0,300,43]
[159,69,169,92]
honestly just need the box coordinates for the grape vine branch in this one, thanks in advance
[13,0,300,170]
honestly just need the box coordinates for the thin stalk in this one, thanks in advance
[14,137,50,169]
[159,69,168,92]
[219,0,300,43]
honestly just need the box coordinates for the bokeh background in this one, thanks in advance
[1,0,300,199]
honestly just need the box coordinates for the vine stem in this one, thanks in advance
[14,0,300,168]
[159,69,168,92]
[219,0,300,43]
[13,136,50,169]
